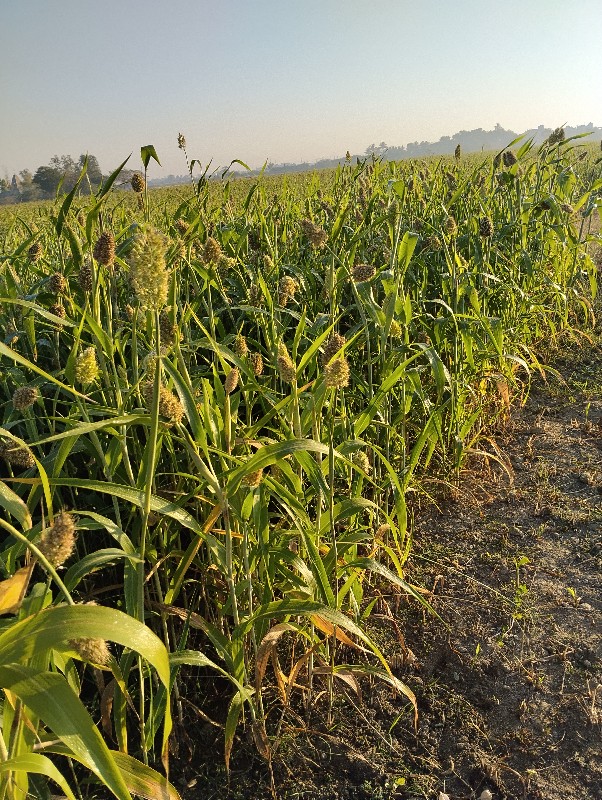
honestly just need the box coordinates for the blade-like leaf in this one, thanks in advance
[0,664,132,800]
[0,753,77,800]
[0,479,32,529]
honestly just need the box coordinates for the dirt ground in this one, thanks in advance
[168,331,601,800]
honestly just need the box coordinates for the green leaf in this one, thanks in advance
[0,605,170,688]
[85,155,131,243]
[63,548,142,592]
[227,439,332,495]
[49,477,225,563]
[0,753,77,800]
[0,479,32,530]
[0,297,75,327]
[56,157,87,237]
[224,692,245,772]
[0,604,173,764]
[330,197,349,241]
[0,664,132,800]
[111,752,181,800]
[353,350,422,436]
[221,159,250,178]
[141,145,161,169]
[0,342,87,399]
[30,415,147,447]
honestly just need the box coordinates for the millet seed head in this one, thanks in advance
[217,254,236,274]
[93,231,116,267]
[547,127,565,145]
[70,637,111,666]
[242,467,263,488]
[48,272,67,295]
[128,226,169,311]
[445,216,458,236]
[250,352,264,376]
[39,511,76,567]
[12,386,39,411]
[300,219,327,249]
[426,235,442,251]
[224,367,240,395]
[351,263,376,283]
[175,218,189,236]
[478,216,494,238]
[0,442,36,469]
[502,150,517,167]
[28,242,43,263]
[277,343,296,383]
[131,172,146,193]
[203,237,222,264]
[177,132,187,150]
[75,347,99,386]
[49,303,66,320]
[159,310,178,347]
[278,275,298,306]
[142,382,185,425]
[352,451,371,474]
[321,333,346,367]
[248,284,263,307]
[234,334,248,358]
[324,356,350,389]
[375,523,391,540]
[78,260,93,293]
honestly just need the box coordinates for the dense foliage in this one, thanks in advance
[0,135,600,799]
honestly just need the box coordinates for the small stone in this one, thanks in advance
[579,603,593,612]
[480,790,493,800]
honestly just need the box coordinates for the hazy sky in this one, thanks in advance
[2,0,601,179]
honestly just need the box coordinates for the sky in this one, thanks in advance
[1,0,601,179]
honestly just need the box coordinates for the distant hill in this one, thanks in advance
[143,122,602,187]
[233,122,602,179]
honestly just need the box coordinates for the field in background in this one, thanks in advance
[0,136,600,800]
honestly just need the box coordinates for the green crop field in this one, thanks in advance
[0,134,601,800]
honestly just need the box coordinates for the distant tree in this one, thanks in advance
[32,164,63,196]
[18,169,41,201]
[30,154,103,197]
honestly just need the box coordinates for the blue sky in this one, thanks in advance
[1,0,601,178]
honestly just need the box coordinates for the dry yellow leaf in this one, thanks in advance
[310,614,369,652]
[0,566,31,615]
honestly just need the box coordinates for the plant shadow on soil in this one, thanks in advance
[157,333,602,800]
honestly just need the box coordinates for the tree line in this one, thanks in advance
[1,154,105,202]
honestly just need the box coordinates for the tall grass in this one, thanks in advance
[0,134,600,797]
